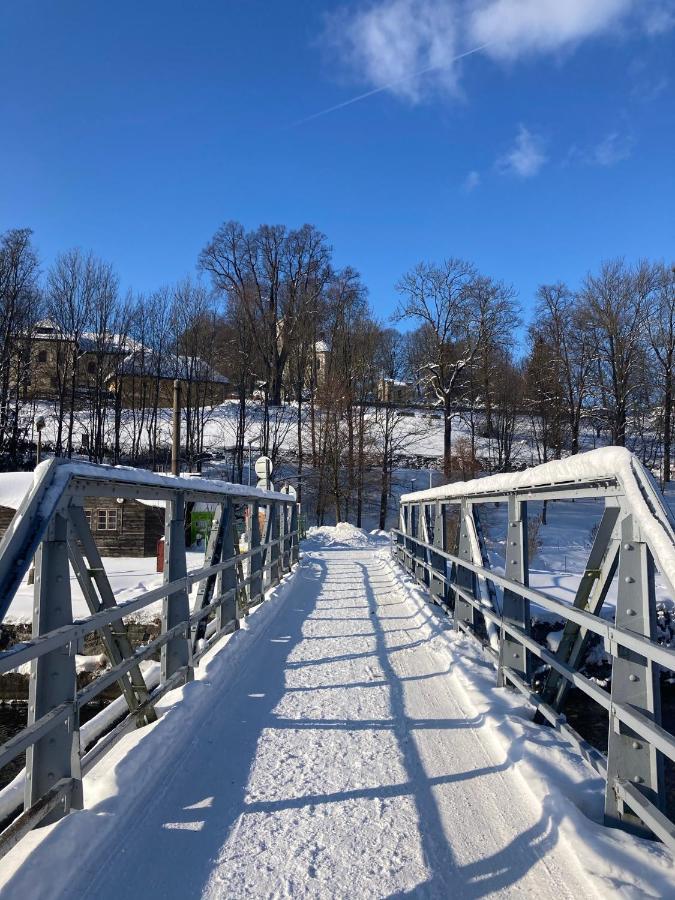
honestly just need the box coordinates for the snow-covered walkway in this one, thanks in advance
[2,526,673,898]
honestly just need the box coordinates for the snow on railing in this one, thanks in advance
[393,448,675,851]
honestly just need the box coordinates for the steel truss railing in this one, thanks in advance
[391,448,675,852]
[0,459,299,856]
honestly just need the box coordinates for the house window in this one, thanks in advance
[84,510,92,529]
[96,509,118,531]
[38,350,47,363]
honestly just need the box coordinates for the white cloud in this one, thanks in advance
[468,0,633,60]
[497,126,546,178]
[326,0,460,103]
[462,170,481,192]
[325,1,674,103]
[592,131,634,166]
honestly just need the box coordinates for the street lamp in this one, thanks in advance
[35,415,46,466]
[410,477,417,494]
[248,440,253,486]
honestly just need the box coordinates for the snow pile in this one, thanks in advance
[306,522,384,549]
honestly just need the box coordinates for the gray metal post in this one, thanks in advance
[281,502,290,573]
[216,501,240,632]
[25,511,82,822]
[454,501,477,631]
[605,514,664,834]
[497,496,530,686]
[192,503,226,648]
[270,502,281,585]
[248,501,262,606]
[430,501,448,605]
[290,502,299,565]
[161,491,191,683]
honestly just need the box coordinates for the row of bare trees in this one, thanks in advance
[4,222,675,526]
[524,260,675,479]
[0,228,225,469]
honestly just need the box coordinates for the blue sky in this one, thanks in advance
[1,0,673,330]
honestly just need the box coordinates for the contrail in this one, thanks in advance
[292,42,491,127]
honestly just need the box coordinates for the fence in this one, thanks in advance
[0,459,299,856]
[391,447,675,852]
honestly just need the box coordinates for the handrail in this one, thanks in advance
[393,447,675,851]
[0,461,300,853]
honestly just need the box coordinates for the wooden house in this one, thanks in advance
[81,497,165,557]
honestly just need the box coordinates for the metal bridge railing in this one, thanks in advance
[391,447,675,852]
[0,460,299,856]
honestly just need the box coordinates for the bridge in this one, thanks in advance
[0,450,674,896]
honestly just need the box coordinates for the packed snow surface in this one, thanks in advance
[1,526,673,898]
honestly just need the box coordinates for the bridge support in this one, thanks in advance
[161,492,192,684]
[429,501,448,607]
[454,501,477,631]
[249,501,262,607]
[25,511,82,823]
[605,514,665,835]
[497,496,530,687]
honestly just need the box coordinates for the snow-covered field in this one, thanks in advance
[4,550,204,624]
[0,525,672,898]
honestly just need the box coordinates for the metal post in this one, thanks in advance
[454,501,477,631]
[497,495,530,686]
[270,502,281,586]
[290,502,300,565]
[430,501,448,607]
[161,491,191,683]
[248,501,262,607]
[280,502,290,573]
[216,501,240,632]
[171,379,181,476]
[605,514,664,834]
[25,511,82,822]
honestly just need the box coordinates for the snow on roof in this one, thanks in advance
[116,350,229,384]
[0,473,34,511]
[315,340,330,353]
[402,447,675,596]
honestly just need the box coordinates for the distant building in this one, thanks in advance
[377,377,413,405]
[106,350,234,408]
[14,320,137,402]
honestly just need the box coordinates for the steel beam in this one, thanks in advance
[25,511,82,823]
[497,496,530,686]
[161,491,191,683]
[540,503,621,711]
[216,502,240,632]
[605,514,665,835]
[454,501,477,631]
[248,501,262,607]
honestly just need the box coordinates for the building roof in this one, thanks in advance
[115,350,230,384]
[315,340,330,353]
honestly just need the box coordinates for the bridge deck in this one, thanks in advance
[2,533,608,897]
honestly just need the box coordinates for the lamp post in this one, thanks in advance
[248,440,253,486]
[35,415,45,466]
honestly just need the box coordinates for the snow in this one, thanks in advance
[0,472,34,512]
[4,551,203,623]
[0,527,671,898]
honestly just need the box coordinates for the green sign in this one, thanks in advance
[190,511,214,546]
